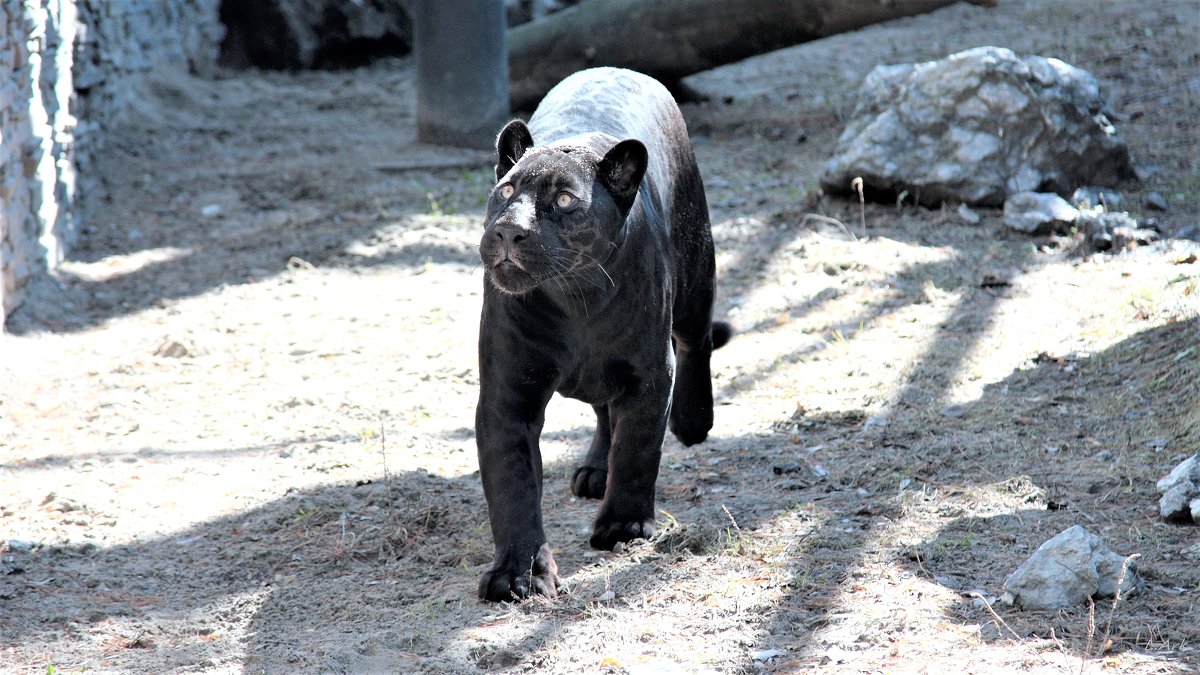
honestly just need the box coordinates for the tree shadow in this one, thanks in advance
[4,307,1193,672]
[0,428,842,672]
[0,436,354,473]
[716,251,978,403]
[1,464,485,670]
[900,318,1199,656]
[705,178,1194,667]
[751,315,1198,669]
[4,61,496,336]
[705,193,1054,410]
[3,182,489,336]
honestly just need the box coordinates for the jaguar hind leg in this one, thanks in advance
[669,320,732,446]
[572,404,611,498]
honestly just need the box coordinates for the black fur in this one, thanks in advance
[475,68,730,602]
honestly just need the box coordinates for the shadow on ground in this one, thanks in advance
[3,317,1195,672]
[4,173,490,336]
[753,316,1199,669]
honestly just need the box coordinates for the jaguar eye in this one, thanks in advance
[499,184,515,200]
[555,192,575,209]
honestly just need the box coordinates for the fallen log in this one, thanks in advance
[509,0,996,110]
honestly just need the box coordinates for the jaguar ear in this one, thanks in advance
[598,139,648,212]
[495,120,534,180]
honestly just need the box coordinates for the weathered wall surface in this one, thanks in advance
[1,0,222,327]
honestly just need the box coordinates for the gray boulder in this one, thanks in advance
[505,0,580,26]
[1157,453,1200,522]
[1001,525,1139,611]
[1003,191,1079,235]
[219,0,412,70]
[822,46,1136,207]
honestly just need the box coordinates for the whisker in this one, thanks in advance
[552,261,609,290]
[542,256,595,316]
[548,258,606,291]
[551,274,585,318]
[546,247,616,287]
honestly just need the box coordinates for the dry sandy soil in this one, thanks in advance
[3,1,1200,672]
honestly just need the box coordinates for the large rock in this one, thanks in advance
[1001,525,1140,611]
[821,46,1136,207]
[505,0,580,27]
[1157,453,1200,522]
[219,0,412,70]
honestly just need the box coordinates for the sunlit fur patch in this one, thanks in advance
[506,194,536,231]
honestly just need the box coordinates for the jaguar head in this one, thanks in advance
[480,120,647,295]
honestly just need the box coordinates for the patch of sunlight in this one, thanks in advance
[941,258,1199,406]
[341,213,479,262]
[721,231,959,341]
[543,559,776,672]
[60,246,192,282]
[715,232,961,411]
[828,299,960,410]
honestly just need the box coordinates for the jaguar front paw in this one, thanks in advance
[589,513,656,551]
[478,542,559,602]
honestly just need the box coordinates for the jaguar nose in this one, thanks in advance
[493,222,527,244]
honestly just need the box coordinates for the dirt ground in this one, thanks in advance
[3,0,1200,672]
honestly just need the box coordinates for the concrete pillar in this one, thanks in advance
[414,0,509,149]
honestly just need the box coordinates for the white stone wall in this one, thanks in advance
[0,0,222,327]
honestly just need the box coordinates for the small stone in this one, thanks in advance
[751,648,785,662]
[154,340,190,358]
[1144,191,1170,211]
[978,268,1017,288]
[1159,480,1198,521]
[956,203,981,225]
[963,589,996,608]
[772,463,804,475]
[1156,452,1200,519]
[597,590,615,602]
[1076,210,1139,250]
[1071,186,1122,210]
[863,416,888,429]
[1003,191,1079,235]
[1118,228,1159,249]
[6,539,40,553]
[1002,524,1140,611]
[200,204,222,218]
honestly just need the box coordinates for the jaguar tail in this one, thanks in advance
[711,321,733,350]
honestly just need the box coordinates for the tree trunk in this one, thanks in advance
[508,0,996,110]
[415,0,508,147]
